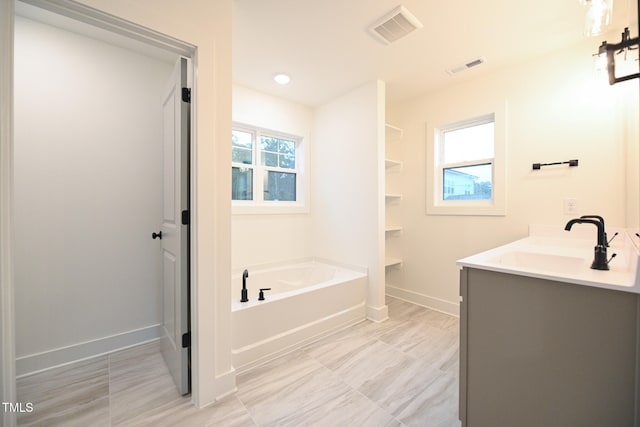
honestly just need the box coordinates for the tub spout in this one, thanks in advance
[241,269,249,302]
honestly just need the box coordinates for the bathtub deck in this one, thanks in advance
[17,296,460,426]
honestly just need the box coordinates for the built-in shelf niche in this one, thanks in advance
[385,257,403,268]
[385,124,403,142]
[385,123,403,273]
[385,158,403,169]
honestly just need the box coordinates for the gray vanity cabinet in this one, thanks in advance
[459,267,640,427]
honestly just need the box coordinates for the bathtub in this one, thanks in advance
[231,259,367,373]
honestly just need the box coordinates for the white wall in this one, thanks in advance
[624,77,640,231]
[14,16,174,374]
[388,37,638,315]
[231,84,314,269]
[312,81,387,320]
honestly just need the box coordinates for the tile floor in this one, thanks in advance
[16,297,460,426]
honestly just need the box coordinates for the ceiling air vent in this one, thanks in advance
[446,57,487,76]
[368,5,424,45]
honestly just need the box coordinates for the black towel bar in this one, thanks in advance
[532,159,578,170]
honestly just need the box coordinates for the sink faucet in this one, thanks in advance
[580,215,615,247]
[241,269,249,302]
[564,218,609,270]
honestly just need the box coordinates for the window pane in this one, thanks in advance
[261,151,278,167]
[279,154,295,169]
[232,129,253,149]
[260,136,279,152]
[232,147,252,164]
[263,171,296,201]
[443,121,494,163]
[278,139,295,155]
[232,167,253,200]
[260,136,296,170]
[443,163,492,200]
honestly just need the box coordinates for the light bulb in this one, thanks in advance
[593,51,607,73]
[592,49,609,83]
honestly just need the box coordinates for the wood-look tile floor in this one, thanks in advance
[16,297,460,426]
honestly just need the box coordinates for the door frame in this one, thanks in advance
[1,1,199,425]
[1,2,17,426]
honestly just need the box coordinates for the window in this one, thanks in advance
[259,135,296,201]
[426,104,506,216]
[441,117,494,201]
[232,124,306,213]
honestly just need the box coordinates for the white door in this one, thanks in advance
[158,57,190,395]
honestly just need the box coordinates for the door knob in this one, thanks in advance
[152,231,163,240]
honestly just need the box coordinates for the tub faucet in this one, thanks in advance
[258,288,271,301]
[564,218,610,270]
[241,269,249,302]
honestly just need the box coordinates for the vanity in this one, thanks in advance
[457,225,640,427]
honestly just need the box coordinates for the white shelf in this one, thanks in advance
[385,124,403,142]
[385,124,403,276]
[385,158,403,169]
[385,257,403,268]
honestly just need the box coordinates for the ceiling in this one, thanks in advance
[233,0,637,107]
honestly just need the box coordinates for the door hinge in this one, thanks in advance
[182,87,191,103]
[181,210,189,225]
[182,332,191,348]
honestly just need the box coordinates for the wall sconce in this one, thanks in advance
[595,27,640,85]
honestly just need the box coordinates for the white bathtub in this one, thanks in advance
[231,259,367,373]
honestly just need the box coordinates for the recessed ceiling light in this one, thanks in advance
[273,73,291,85]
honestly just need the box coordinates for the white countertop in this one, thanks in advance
[456,224,640,294]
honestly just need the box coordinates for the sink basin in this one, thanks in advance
[457,226,640,293]
[526,237,592,249]
[490,251,586,274]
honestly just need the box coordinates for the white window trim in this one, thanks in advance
[232,122,308,215]
[426,102,507,216]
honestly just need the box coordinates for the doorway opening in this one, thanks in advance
[9,1,196,422]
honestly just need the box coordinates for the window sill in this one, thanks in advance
[232,203,309,215]
[426,200,505,216]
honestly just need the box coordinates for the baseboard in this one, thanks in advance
[366,304,389,323]
[208,367,238,409]
[16,324,162,377]
[386,285,460,317]
[232,303,366,374]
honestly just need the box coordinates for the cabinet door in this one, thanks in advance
[463,268,638,427]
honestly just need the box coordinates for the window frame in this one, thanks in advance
[232,123,307,214]
[426,102,506,216]
[231,127,255,202]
